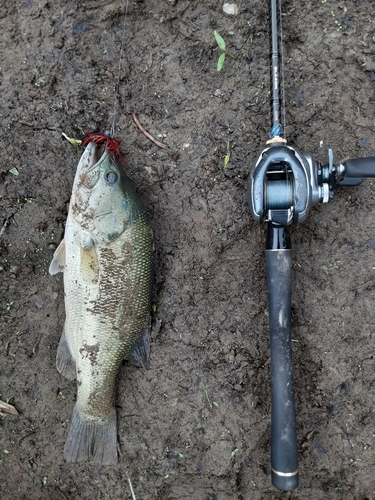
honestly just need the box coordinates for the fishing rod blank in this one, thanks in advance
[270,0,281,136]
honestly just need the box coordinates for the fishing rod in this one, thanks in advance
[248,0,375,491]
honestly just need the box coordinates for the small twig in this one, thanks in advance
[132,112,172,152]
[19,431,36,445]
[225,51,236,60]
[57,489,68,500]
[126,471,137,500]
[0,218,10,240]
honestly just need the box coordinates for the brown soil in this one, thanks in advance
[1,1,375,499]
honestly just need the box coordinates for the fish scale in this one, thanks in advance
[49,142,153,464]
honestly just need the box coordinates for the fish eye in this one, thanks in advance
[105,169,119,185]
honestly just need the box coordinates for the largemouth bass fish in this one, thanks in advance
[49,139,153,464]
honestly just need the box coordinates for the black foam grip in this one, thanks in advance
[343,157,375,178]
[265,249,299,491]
[339,177,363,187]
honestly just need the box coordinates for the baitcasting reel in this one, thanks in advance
[249,143,375,227]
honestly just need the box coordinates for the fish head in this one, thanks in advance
[70,142,136,244]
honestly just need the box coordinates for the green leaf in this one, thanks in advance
[61,132,82,146]
[217,53,226,71]
[224,153,230,167]
[214,31,226,51]
[9,167,19,176]
[224,139,231,167]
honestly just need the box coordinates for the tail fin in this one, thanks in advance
[64,404,118,465]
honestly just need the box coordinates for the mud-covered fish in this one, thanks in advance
[49,137,153,464]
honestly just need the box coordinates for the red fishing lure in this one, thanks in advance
[82,131,125,162]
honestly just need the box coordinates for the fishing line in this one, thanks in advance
[110,0,130,138]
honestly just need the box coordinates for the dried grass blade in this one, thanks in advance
[0,400,19,416]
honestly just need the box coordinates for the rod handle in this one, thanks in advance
[343,157,375,178]
[265,248,298,491]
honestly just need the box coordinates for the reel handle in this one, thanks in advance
[342,156,375,178]
[266,224,298,491]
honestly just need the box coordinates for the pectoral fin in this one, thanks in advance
[126,329,150,368]
[56,323,76,380]
[49,239,66,275]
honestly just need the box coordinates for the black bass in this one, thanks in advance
[49,138,153,464]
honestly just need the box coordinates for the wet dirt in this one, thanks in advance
[1,0,375,499]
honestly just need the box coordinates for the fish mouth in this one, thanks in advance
[85,143,110,173]
[76,143,111,190]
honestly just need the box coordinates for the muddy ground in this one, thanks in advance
[1,0,375,498]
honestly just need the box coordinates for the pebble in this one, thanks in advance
[223,3,239,15]
[10,264,22,275]
[35,295,46,310]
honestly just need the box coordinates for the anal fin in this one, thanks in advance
[56,324,76,380]
[126,329,150,368]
